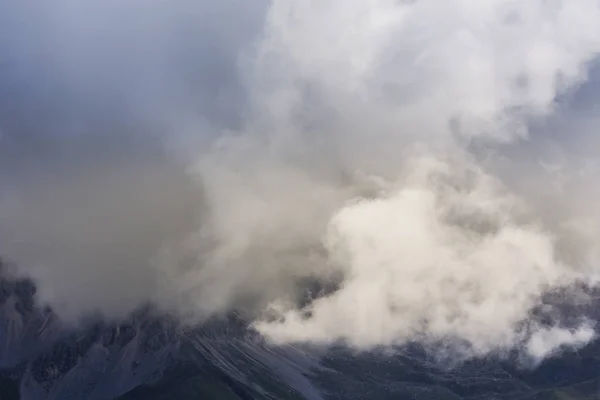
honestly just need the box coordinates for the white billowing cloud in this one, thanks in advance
[230,0,600,356]
[252,158,580,354]
[526,324,596,360]
[250,0,600,148]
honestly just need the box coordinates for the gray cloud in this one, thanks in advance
[0,0,268,320]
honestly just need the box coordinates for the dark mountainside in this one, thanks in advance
[1,260,600,400]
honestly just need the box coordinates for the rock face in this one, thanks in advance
[0,263,314,400]
[1,261,600,400]
[0,265,180,400]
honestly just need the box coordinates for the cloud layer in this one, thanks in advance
[2,0,600,362]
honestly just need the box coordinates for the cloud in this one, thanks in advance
[0,0,268,320]
[241,0,600,356]
[1,0,600,362]
[526,323,596,361]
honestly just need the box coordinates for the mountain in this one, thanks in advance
[1,268,599,400]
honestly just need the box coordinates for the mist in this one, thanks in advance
[2,0,600,363]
